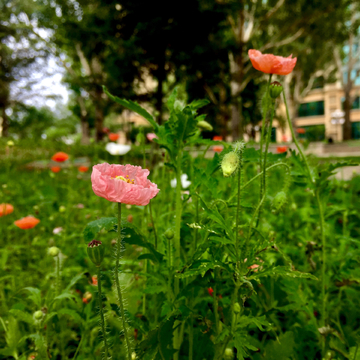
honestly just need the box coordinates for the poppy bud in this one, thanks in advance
[59,206,66,213]
[233,302,241,314]
[87,240,105,267]
[7,140,15,147]
[271,191,287,214]
[224,348,234,360]
[197,120,213,131]
[221,152,240,177]
[48,246,60,257]
[164,228,174,240]
[33,310,43,320]
[269,81,283,99]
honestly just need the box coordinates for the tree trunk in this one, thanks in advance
[78,96,90,145]
[343,90,352,140]
[94,88,105,142]
[155,53,166,125]
[1,105,8,137]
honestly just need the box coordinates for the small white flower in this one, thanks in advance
[53,227,63,235]
[170,174,191,189]
[105,143,131,155]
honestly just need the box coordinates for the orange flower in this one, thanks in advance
[213,136,223,141]
[91,275,98,286]
[296,128,306,134]
[78,166,89,173]
[213,145,224,153]
[0,203,14,217]
[277,146,288,154]
[108,133,119,142]
[14,216,40,229]
[51,152,69,162]
[248,49,297,75]
[51,166,61,173]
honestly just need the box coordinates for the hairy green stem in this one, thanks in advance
[235,160,242,268]
[259,75,273,200]
[56,254,60,296]
[149,200,158,249]
[116,202,132,360]
[213,268,220,336]
[97,266,109,359]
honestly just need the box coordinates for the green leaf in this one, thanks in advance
[175,260,217,279]
[138,254,159,262]
[65,273,85,292]
[249,266,318,281]
[83,217,117,242]
[54,292,77,302]
[167,87,178,111]
[103,86,158,130]
[263,331,295,360]
[9,309,33,324]
[189,98,210,111]
[237,315,271,331]
[23,287,41,307]
[58,309,84,324]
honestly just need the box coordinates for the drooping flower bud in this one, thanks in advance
[271,191,287,214]
[33,310,43,320]
[233,302,241,314]
[269,81,283,99]
[87,240,105,267]
[164,228,174,240]
[197,120,213,131]
[224,348,234,360]
[48,246,60,257]
[221,152,240,177]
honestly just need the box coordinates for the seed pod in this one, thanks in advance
[48,246,60,257]
[269,81,283,99]
[221,152,240,177]
[197,120,213,131]
[233,302,241,314]
[87,240,105,267]
[271,191,287,214]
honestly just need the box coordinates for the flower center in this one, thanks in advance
[113,175,135,184]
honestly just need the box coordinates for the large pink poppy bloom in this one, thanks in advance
[91,163,159,205]
[248,49,297,75]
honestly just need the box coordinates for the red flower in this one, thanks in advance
[0,203,14,217]
[92,275,98,286]
[248,49,297,75]
[82,297,89,304]
[213,146,223,153]
[127,214,133,223]
[108,133,120,142]
[296,128,306,134]
[51,166,61,173]
[277,146,288,154]
[51,152,69,162]
[103,127,110,134]
[208,287,214,297]
[78,166,89,173]
[14,216,40,229]
[213,136,223,141]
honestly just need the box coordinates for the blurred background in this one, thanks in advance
[1,0,360,147]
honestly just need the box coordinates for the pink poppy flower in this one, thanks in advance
[146,133,158,141]
[91,163,159,205]
[248,49,297,75]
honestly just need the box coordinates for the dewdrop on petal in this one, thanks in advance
[221,151,240,177]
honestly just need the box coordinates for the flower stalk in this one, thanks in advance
[97,266,109,359]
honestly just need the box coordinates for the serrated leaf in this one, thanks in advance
[9,309,33,324]
[83,217,117,242]
[58,309,84,324]
[189,98,210,110]
[23,287,41,307]
[237,315,271,331]
[175,260,216,278]
[249,266,318,280]
[103,86,158,130]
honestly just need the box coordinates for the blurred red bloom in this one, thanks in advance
[134,328,138,341]
[248,49,297,75]
[51,152,69,162]
[277,146,288,154]
[108,133,120,142]
[213,146,224,153]
[51,166,61,173]
[92,275,98,286]
[78,166,89,173]
[82,297,89,304]
[248,264,260,272]
[0,203,14,217]
[14,216,40,229]
[208,287,214,297]
[103,127,110,134]
[296,128,306,134]
[213,136,223,141]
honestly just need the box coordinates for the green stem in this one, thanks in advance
[354,343,359,360]
[56,254,60,297]
[193,193,199,255]
[149,200,158,249]
[282,91,313,182]
[262,101,276,198]
[97,266,109,359]
[315,190,326,328]
[235,160,242,269]
[116,202,132,360]
[213,268,220,336]
[73,332,84,360]
[259,75,273,199]
[188,319,194,360]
